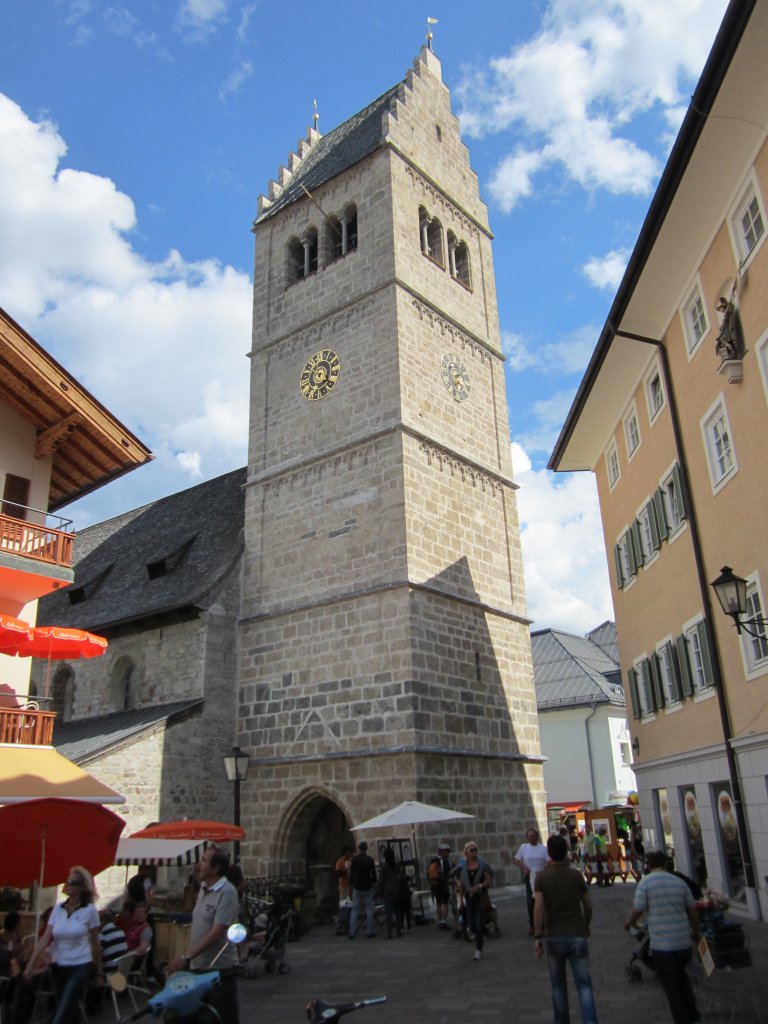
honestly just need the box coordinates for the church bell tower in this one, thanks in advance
[238,46,545,884]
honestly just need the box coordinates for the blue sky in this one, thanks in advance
[0,0,729,633]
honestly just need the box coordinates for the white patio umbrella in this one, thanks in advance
[351,800,474,884]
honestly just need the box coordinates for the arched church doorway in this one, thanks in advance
[277,788,354,921]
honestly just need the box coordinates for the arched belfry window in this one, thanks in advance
[328,216,343,261]
[327,204,358,264]
[287,229,319,285]
[342,204,358,253]
[448,232,471,290]
[287,237,304,284]
[419,207,444,267]
[304,227,319,276]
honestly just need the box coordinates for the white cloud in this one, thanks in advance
[237,4,259,42]
[457,0,728,209]
[511,388,583,465]
[177,451,203,477]
[502,330,535,371]
[504,325,596,377]
[0,93,252,516]
[219,61,254,100]
[176,0,228,38]
[582,248,630,291]
[512,442,614,634]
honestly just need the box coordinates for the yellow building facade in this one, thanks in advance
[550,0,768,919]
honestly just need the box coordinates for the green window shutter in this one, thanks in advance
[672,463,688,521]
[653,487,669,539]
[614,544,625,589]
[631,521,644,567]
[626,531,638,575]
[647,500,661,551]
[676,634,694,697]
[696,621,714,687]
[627,668,641,720]
[667,643,683,702]
[649,656,665,710]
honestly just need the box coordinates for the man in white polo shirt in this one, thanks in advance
[166,847,240,1024]
[514,827,550,936]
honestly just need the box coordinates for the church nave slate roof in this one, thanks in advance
[38,466,246,631]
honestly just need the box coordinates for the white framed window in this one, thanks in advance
[614,529,638,591]
[627,657,657,719]
[654,463,687,540]
[680,279,709,357]
[605,442,620,490]
[740,574,768,678]
[636,499,661,567]
[728,172,766,270]
[681,617,714,694]
[644,364,665,424]
[700,394,737,492]
[623,403,641,460]
[655,639,682,707]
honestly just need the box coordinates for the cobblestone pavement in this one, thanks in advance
[98,882,768,1024]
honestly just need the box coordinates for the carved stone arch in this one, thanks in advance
[272,785,354,913]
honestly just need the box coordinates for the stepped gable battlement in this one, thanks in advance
[255,45,473,223]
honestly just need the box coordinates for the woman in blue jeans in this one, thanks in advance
[24,866,104,1024]
[458,841,493,961]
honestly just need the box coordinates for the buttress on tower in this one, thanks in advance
[238,46,545,886]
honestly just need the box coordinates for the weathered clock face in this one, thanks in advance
[441,352,470,402]
[300,349,341,401]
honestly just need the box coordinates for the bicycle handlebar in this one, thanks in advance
[306,995,387,1023]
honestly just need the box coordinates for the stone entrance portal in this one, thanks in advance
[277,787,353,921]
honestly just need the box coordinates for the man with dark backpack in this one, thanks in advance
[429,843,453,931]
[348,841,377,939]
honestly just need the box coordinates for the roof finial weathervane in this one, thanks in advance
[426,16,438,51]
[313,98,319,132]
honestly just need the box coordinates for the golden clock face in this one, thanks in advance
[300,349,341,401]
[441,352,470,402]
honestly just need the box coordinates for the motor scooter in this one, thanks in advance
[121,924,386,1024]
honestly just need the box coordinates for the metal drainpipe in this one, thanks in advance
[612,326,760,918]
[584,704,599,807]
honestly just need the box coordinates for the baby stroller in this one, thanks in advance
[245,884,303,976]
[625,925,654,981]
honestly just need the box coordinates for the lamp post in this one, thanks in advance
[708,566,759,911]
[223,746,250,864]
[711,565,768,637]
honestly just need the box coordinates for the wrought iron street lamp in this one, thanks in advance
[711,565,768,638]
[223,745,250,864]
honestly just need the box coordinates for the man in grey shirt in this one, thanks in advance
[167,847,240,1023]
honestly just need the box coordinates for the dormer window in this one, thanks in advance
[146,559,168,580]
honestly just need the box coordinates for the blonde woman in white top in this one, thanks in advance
[24,866,103,1024]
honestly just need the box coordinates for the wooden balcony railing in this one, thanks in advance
[0,512,74,569]
[0,704,56,745]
